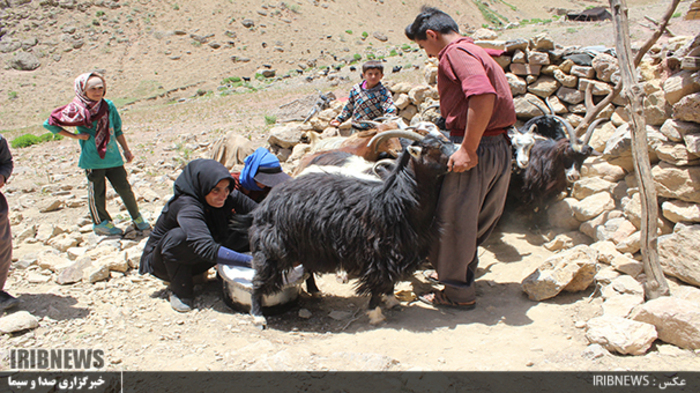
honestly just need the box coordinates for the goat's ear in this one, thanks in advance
[407,146,422,159]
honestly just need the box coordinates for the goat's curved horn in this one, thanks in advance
[420,103,440,117]
[544,97,556,115]
[582,117,607,146]
[357,120,382,128]
[552,114,576,141]
[527,98,549,116]
[367,130,424,154]
[372,158,395,178]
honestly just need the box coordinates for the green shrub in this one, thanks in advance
[361,31,368,38]
[11,133,62,149]
[401,43,411,51]
[389,49,398,57]
[8,91,18,100]
[345,29,353,35]
[96,10,105,17]
[222,76,242,84]
[264,115,277,125]
[353,53,362,61]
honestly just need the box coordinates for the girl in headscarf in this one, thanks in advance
[43,72,149,236]
[139,159,256,312]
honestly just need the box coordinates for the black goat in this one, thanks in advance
[246,135,455,327]
[508,117,605,210]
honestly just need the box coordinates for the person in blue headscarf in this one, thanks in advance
[232,147,292,203]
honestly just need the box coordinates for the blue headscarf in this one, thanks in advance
[240,147,280,192]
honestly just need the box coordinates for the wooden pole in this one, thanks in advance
[609,0,669,300]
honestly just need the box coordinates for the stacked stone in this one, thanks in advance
[514,33,700,356]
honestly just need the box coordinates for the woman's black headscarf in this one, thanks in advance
[165,159,235,242]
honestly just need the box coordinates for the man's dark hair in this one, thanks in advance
[405,6,459,41]
[362,60,384,74]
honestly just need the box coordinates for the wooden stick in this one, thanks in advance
[609,0,671,300]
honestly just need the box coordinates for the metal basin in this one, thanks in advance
[218,265,306,312]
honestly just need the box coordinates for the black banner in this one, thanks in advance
[1,371,697,392]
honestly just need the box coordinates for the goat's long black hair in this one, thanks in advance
[248,136,450,298]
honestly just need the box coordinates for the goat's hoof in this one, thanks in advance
[383,295,401,310]
[252,315,268,329]
[367,307,386,325]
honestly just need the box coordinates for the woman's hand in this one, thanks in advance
[123,150,134,163]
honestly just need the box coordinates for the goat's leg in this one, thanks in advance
[305,274,321,296]
[367,292,387,325]
[250,288,267,328]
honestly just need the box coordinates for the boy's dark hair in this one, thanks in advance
[362,60,384,74]
[405,6,459,41]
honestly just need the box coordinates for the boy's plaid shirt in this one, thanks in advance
[336,82,397,129]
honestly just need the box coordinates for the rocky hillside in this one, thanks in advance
[1,0,689,131]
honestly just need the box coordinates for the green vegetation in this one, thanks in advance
[173,4,179,11]
[8,91,17,100]
[353,53,362,61]
[389,49,398,57]
[473,0,509,28]
[264,115,277,125]
[221,76,242,84]
[11,133,64,149]
[366,52,376,60]
[566,27,578,34]
[92,19,100,26]
[362,31,368,38]
[401,43,411,51]
[672,12,682,18]
[345,30,353,35]
[96,10,105,17]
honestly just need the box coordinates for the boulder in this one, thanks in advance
[56,257,93,285]
[527,51,550,66]
[591,53,620,83]
[595,217,637,244]
[530,33,554,51]
[268,124,309,149]
[580,210,624,239]
[616,231,641,254]
[601,275,645,299]
[0,311,40,334]
[527,76,559,98]
[652,162,700,203]
[37,252,72,273]
[653,140,700,166]
[572,178,616,200]
[631,296,700,350]
[673,92,700,124]
[662,200,700,223]
[521,245,598,301]
[581,156,627,182]
[556,86,584,105]
[659,119,700,142]
[210,132,258,169]
[506,73,527,96]
[572,192,616,222]
[662,70,700,105]
[610,253,644,277]
[585,316,657,355]
[658,223,700,287]
[602,294,644,318]
[10,51,41,71]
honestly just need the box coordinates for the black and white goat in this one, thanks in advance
[246,134,456,327]
[508,114,606,210]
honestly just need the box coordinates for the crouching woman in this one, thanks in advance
[139,159,256,312]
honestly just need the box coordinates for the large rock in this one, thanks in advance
[572,192,615,222]
[572,178,616,200]
[663,70,700,105]
[530,33,554,51]
[580,210,624,239]
[653,140,700,166]
[602,294,644,318]
[658,223,700,287]
[10,51,41,71]
[610,253,644,277]
[47,233,81,252]
[0,311,40,334]
[616,231,641,254]
[268,124,309,149]
[662,200,700,223]
[592,53,620,83]
[673,92,700,124]
[527,76,559,98]
[601,275,645,299]
[56,257,93,285]
[631,296,700,350]
[581,157,627,182]
[556,86,584,105]
[546,198,581,230]
[585,316,657,355]
[521,245,598,301]
[37,252,72,273]
[513,94,547,118]
[552,68,577,88]
[209,132,256,169]
[506,73,527,96]
[652,161,700,203]
[659,119,700,142]
[595,217,637,244]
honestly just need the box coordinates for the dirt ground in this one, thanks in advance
[1,0,700,373]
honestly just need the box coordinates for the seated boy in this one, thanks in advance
[330,60,397,130]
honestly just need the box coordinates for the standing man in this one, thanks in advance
[405,7,515,308]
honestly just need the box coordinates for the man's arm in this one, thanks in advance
[448,93,494,173]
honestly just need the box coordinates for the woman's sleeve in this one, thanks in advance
[230,189,258,214]
[175,204,221,262]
